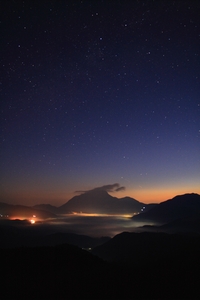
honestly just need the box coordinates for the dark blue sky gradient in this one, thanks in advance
[1,1,200,205]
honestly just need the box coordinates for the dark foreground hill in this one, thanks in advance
[92,231,200,264]
[1,244,122,299]
[2,232,200,299]
[92,231,200,299]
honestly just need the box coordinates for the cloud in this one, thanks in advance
[76,183,125,194]
[115,186,126,192]
[95,183,120,192]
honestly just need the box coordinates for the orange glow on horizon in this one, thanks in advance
[126,186,200,204]
[1,182,200,206]
[69,212,133,218]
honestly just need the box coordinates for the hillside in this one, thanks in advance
[0,202,56,219]
[2,233,200,299]
[132,193,200,224]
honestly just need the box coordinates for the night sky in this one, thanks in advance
[1,0,200,206]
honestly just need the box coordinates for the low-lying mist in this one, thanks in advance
[1,214,156,238]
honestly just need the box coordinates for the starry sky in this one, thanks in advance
[1,0,200,206]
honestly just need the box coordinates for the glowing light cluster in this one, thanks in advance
[30,214,36,224]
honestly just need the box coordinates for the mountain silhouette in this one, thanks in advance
[59,189,144,214]
[2,232,200,299]
[0,202,56,219]
[91,231,200,299]
[33,203,59,214]
[92,231,200,264]
[132,193,200,224]
[1,244,127,299]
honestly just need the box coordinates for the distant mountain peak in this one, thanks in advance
[59,188,144,214]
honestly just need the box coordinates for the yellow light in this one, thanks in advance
[30,219,35,224]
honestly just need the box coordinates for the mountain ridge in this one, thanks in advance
[0,202,56,219]
[132,193,200,224]
[59,189,144,214]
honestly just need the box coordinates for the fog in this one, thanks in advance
[33,214,156,237]
[0,213,158,240]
